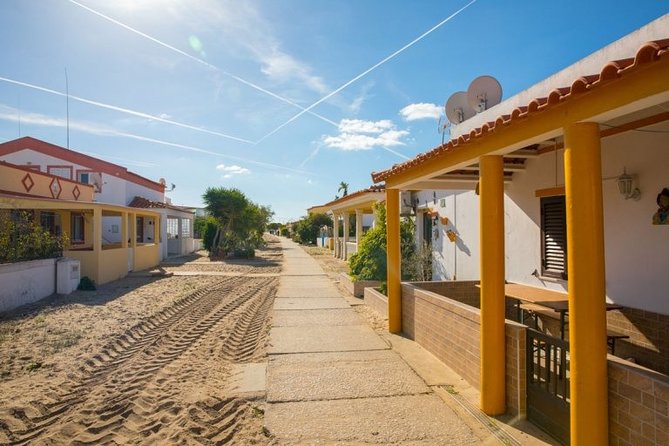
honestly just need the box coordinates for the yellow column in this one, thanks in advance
[564,122,608,446]
[479,155,506,415]
[93,207,103,283]
[342,212,350,260]
[121,212,128,248]
[333,214,340,258]
[386,188,401,333]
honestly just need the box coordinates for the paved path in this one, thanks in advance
[264,237,482,445]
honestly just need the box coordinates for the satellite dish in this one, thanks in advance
[467,75,502,113]
[445,92,476,125]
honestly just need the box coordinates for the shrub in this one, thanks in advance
[78,276,96,291]
[348,203,422,282]
[0,210,69,264]
[294,213,332,245]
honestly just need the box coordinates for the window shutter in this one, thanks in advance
[541,196,567,279]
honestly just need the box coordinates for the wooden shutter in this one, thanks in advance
[541,196,567,279]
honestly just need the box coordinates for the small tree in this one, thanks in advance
[201,187,273,258]
[294,213,333,245]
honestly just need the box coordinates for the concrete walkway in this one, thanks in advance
[264,238,483,445]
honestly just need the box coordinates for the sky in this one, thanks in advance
[0,1,667,222]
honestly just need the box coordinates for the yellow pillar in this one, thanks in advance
[121,212,128,248]
[93,207,103,283]
[386,188,401,333]
[479,155,506,415]
[564,122,608,446]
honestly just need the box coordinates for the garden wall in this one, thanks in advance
[0,258,56,313]
[401,282,526,417]
[364,287,388,319]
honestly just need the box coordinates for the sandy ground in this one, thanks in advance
[0,237,282,445]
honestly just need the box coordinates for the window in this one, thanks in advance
[77,171,102,192]
[136,217,144,243]
[71,213,85,244]
[181,218,191,238]
[540,196,567,279]
[422,212,433,247]
[48,166,72,180]
[167,218,179,239]
[40,212,57,235]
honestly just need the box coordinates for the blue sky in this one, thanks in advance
[0,1,667,222]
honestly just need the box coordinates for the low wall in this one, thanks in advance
[134,243,160,272]
[99,248,130,285]
[364,287,388,319]
[412,280,480,308]
[401,282,526,417]
[607,308,669,375]
[608,356,669,445]
[339,273,382,297]
[0,258,56,313]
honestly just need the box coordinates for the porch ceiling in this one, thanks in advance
[372,39,669,190]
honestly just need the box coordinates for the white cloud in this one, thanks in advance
[323,119,409,151]
[216,164,251,178]
[400,103,442,121]
[260,51,328,95]
[338,119,394,134]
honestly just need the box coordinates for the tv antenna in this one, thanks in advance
[467,75,502,113]
[445,91,475,125]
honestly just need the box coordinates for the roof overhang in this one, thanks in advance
[0,194,160,217]
[374,41,669,190]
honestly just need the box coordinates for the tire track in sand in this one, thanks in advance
[0,276,277,445]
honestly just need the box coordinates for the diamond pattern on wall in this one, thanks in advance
[72,185,81,200]
[22,173,35,192]
[50,177,62,199]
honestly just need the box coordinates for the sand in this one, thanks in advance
[0,237,282,445]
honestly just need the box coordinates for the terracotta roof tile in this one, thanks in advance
[371,39,669,183]
[129,196,193,213]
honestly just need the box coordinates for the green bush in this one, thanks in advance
[294,213,332,245]
[202,219,219,251]
[0,210,69,264]
[78,276,96,291]
[348,203,421,282]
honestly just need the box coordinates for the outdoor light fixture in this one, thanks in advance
[616,168,641,201]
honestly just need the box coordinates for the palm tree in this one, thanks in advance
[338,181,349,197]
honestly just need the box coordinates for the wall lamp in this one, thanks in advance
[617,168,641,201]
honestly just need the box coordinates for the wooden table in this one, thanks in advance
[502,283,624,342]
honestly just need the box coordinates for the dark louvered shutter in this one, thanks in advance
[541,196,567,279]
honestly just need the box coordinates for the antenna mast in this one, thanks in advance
[65,68,70,149]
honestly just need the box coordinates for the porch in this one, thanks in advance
[371,36,669,445]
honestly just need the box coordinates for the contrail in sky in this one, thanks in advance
[67,0,339,128]
[256,0,478,143]
[0,76,254,144]
[0,104,314,176]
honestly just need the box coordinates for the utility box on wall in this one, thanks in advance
[57,258,80,294]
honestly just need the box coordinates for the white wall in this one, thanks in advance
[415,189,480,281]
[426,123,669,315]
[126,181,162,204]
[0,259,56,313]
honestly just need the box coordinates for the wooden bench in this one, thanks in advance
[520,303,629,354]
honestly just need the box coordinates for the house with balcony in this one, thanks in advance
[0,159,161,312]
[0,137,196,261]
[371,15,669,445]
